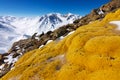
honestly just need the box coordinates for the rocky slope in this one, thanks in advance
[2,8,120,80]
[0,0,120,78]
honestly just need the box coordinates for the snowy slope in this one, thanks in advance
[0,13,80,53]
[0,22,27,53]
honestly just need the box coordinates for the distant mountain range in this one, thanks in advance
[0,13,81,53]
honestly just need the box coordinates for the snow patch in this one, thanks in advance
[39,45,44,48]
[4,54,13,64]
[98,10,104,15]
[15,46,20,50]
[67,31,75,36]
[35,37,40,41]
[59,36,65,40]
[19,52,23,55]
[4,53,19,64]
[0,64,5,70]
[46,40,53,44]
[110,21,120,30]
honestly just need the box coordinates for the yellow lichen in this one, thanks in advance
[1,9,120,80]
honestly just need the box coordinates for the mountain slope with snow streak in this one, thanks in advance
[0,13,80,53]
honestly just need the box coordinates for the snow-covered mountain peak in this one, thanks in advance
[45,13,63,16]
[0,16,16,22]
[65,13,73,16]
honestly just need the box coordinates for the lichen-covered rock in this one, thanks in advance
[2,9,120,80]
[1,0,120,78]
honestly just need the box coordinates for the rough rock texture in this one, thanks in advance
[0,0,120,78]
[73,0,120,26]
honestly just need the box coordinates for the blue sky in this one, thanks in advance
[0,0,110,17]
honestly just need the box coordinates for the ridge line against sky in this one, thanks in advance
[0,0,110,17]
